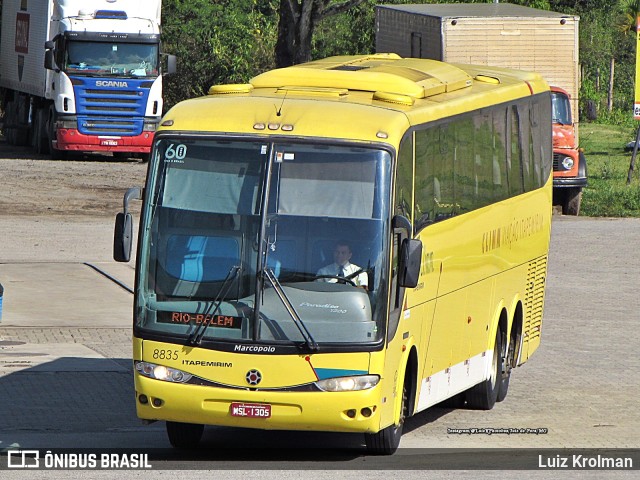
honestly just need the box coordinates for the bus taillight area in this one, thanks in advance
[133,373,383,433]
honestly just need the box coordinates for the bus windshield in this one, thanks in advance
[137,138,392,347]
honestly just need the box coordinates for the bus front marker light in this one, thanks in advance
[346,409,356,418]
[361,407,373,417]
[138,394,148,405]
[561,156,574,170]
[152,398,163,407]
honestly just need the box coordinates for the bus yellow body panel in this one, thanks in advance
[125,54,552,451]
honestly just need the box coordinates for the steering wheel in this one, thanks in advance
[313,268,369,287]
[313,274,357,287]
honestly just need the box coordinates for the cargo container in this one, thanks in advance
[376,3,586,215]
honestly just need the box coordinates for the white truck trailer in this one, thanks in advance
[376,3,587,215]
[1,0,175,159]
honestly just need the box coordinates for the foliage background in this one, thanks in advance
[1,0,640,215]
[163,0,639,129]
[0,0,637,124]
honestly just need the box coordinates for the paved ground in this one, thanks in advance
[0,215,638,462]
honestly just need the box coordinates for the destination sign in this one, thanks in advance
[157,311,243,329]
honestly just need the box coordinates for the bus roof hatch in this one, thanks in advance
[250,55,472,100]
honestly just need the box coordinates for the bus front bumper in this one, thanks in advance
[134,374,383,433]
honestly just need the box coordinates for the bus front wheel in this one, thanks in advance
[364,382,407,455]
[166,421,204,449]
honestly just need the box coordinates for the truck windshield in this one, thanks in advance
[136,137,392,348]
[64,41,159,77]
[551,91,572,125]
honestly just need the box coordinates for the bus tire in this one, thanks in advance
[497,326,516,402]
[496,370,510,403]
[466,328,502,410]
[364,380,407,455]
[166,421,204,449]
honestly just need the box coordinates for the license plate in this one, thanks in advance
[229,403,271,418]
[101,140,119,146]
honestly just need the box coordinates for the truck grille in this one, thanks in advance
[552,153,561,171]
[72,78,151,136]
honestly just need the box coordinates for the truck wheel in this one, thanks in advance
[562,188,582,216]
[365,380,407,455]
[47,108,68,160]
[166,421,204,449]
[33,108,50,155]
[466,328,502,410]
[4,98,18,145]
[7,96,29,146]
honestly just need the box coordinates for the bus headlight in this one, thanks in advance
[315,375,380,392]
[135,361,192,383]
[561,156,574,170]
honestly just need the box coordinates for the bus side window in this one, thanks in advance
[395,135,414,224]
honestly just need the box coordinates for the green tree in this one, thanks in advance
[162,0,278,108]
[619,0,640,33]
[275,0,367,67]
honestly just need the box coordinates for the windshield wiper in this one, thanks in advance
[188,265,241,345]
[263,268,318,351]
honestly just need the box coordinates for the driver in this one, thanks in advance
[316,240,368,289]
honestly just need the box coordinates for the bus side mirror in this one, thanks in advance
[113,212,133,262]
[113,186,142,262]
[399,238,422,288]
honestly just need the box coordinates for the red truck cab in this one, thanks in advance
[551,86,587,215]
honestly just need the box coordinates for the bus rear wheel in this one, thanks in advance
[497,327,516,402]
[466,328,503,410]
[166,421,204,449]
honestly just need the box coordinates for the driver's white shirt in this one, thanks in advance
[316,262,368,288]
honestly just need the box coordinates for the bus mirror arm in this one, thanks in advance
[398,238,422,288]
[122,186,143,214]
[392,214,413,237]
[113,187,143,263]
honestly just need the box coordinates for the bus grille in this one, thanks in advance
[523,255,547,347]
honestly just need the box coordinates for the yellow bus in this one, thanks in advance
[114,54,552,454]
